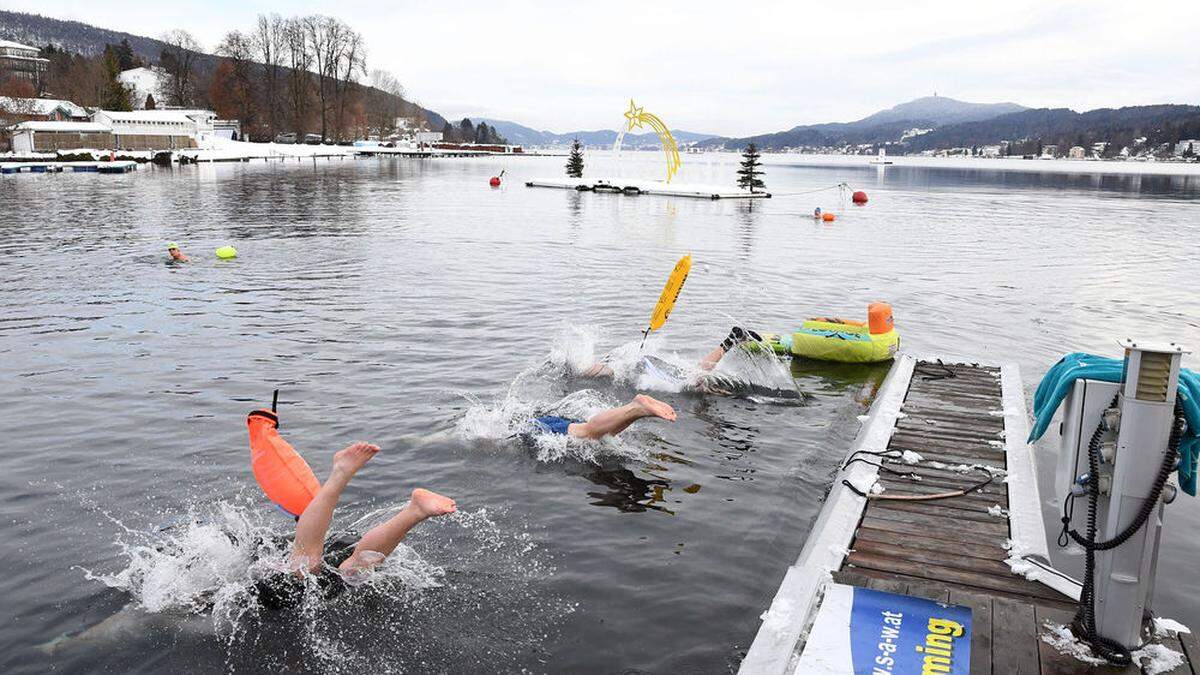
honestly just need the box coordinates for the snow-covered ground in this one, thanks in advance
[178,137,357,162]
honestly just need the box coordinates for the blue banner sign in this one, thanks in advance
[795,583,972,674]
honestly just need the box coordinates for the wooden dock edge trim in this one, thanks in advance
[1001,363,1082,602]
[737,354,916,675]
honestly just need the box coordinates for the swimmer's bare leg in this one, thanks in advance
[567,394,676,439]
[339,488,457,572]
[291,442,380,573]
[582,362,614,377]
[699,326,763,371]
[699,345,727,371]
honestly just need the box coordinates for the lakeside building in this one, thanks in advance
[0,40,48,92]
[213,119,242,141]
[118,67,167,109]
[1175,139,1200,156]
[0,96,89,124]
[1041,144,1058,158]
[9,108,218,152]
[1068,145,1086,159]
[92,109,216,148]
[10,121,114,153]
[414,130,443,145]
[980,145,1002,157]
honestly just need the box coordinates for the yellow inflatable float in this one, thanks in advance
[759,302,899,363]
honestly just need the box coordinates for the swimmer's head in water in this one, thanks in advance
[167,242,178,250]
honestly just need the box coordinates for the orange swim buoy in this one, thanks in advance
[822,212,836,222]
[867,301,894,334]
[247,407,320,518]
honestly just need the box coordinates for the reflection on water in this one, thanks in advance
[1,154,1197,673]
[584,465,673,514]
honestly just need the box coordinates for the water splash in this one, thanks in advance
[74,498,565,672]
[456,324,802,464]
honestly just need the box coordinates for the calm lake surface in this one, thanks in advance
[1,152,1198,673]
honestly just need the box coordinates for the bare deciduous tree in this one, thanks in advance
[158,29,203,107]
[365,69,407,138]
[282,17,313,135]
[215,30,258,132]
[252,13,286,136]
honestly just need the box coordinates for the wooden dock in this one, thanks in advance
[740,354,1198,674]
[0,160,137,174]
[526,177,772,199]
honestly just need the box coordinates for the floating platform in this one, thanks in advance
[740,353,1198,674]
[526,177,771,200]
[0,161,137,175]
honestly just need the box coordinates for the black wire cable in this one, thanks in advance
[1059,397,1186,664]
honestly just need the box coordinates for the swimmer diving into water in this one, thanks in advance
[257,442,457,608]
[531,393,677,439]
[580,326,765,395]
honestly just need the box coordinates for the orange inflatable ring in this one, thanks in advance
[822,212,836,222]
[247,409,321,517]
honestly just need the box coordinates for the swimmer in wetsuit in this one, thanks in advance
[258,442,457,609]
[581,326,764,392]
[531,394,676,440]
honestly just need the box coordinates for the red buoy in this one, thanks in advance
[489,176,502,187]
[852,190,868,205]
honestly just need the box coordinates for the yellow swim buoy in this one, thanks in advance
[216,246,238,259]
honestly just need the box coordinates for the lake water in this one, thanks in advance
[1,152,1198,673]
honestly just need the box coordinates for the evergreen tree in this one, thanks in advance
[112,38,139,71]
[736,142,765,192]
[565,138,584,178]
[441,121,454,142]
[145,93,156,110]
[100,47,133,111]
[459,118,475,144]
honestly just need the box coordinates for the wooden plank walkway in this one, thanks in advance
[833,360,1194,675]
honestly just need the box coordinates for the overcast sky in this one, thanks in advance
[6,0,1199,136]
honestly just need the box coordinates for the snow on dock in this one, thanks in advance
[739,354,1197,674]
[176,138,355,163]
[526,177,771,200]
[1,160,137,175]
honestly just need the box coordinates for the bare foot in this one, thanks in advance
[634,394,677,422]
[333,442,380,475]
[410,488,457,518]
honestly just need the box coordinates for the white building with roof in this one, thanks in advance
[92,109,216,147]
[118,67,167,109]
[10,120,113,153]
[0,40,48,90]
[0,96,88,122]
[1175,140,1200,157]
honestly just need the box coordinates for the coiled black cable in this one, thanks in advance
[1060,397,1186,664]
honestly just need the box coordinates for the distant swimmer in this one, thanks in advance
[812,207,822,219]
[167,242,189,262]
[530,394,676,440]
[254,438,457,609]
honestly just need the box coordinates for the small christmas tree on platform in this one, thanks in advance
[566,138,584,178]
[736,143,765,192]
